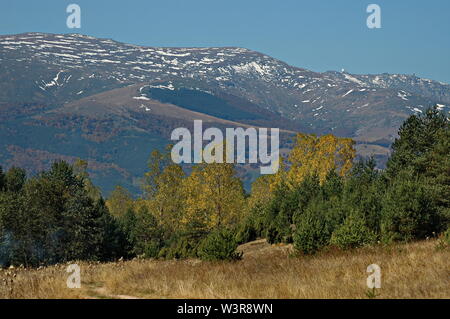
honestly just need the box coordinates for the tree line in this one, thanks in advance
[0,107,448,267]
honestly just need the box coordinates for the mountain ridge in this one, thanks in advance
[1,32,449,195]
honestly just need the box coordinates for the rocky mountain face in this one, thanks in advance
[1,32,449,194]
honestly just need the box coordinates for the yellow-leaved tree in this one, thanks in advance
[142,147,185,238]
[286,133,355,187]
[148,163,185,235]
[181,162,245,233]
[246,174,274,213]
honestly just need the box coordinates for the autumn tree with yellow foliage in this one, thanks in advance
[141,148,185,239]
[104,132,357,258]
[263,133,355,198]
[181,162,245,233]
[237,133,356,245]
[285,133,355,187]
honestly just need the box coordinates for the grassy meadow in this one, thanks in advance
[1,238,448,299]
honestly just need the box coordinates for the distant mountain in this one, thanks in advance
[1,32,449,194]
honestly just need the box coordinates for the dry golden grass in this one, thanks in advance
[1,239,448,299]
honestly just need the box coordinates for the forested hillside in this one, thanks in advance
[0,107,448,267]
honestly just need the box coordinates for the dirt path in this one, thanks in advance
[87,286,142,299]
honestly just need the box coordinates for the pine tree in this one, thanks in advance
[386,106,449,235]
[130,206,163,258]
[387,106,449,178]
[380,172,437,242]
[73,159,102,202]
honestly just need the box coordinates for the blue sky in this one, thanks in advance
[1,0,449,83]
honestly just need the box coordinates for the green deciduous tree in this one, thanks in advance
[106,185,134,218]
[4,167,26,193]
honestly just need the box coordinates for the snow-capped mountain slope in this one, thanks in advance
[1,32,449,118]
[1,32,449,194]
[327,71,450,104]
